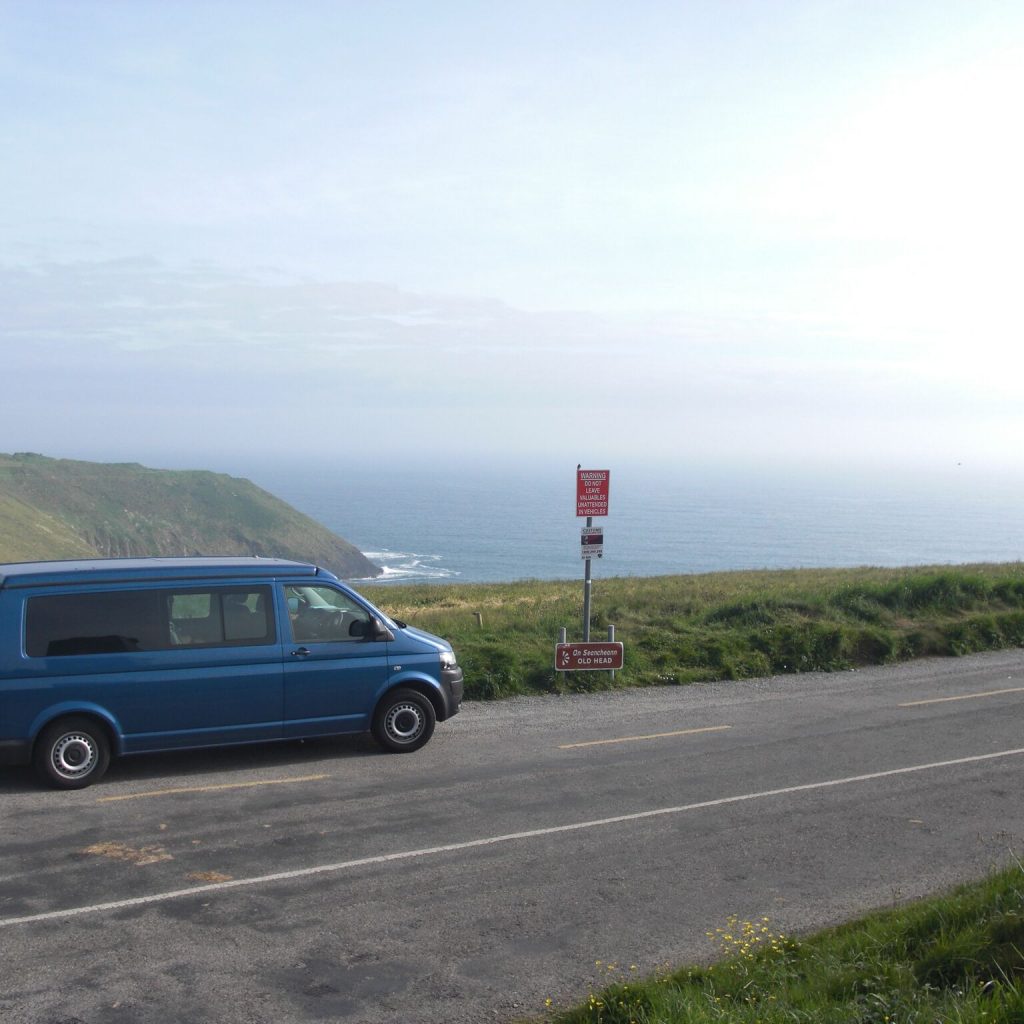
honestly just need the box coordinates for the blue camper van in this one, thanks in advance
[0,557,463,789]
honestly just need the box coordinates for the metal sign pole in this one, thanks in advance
[561,468,622,673]
[576,467,608,645]
[582,515,592,641]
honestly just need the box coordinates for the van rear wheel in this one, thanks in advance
[34,717,111,789]
[372,689,435,753]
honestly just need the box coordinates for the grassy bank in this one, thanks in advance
[364,563,1024,699]
[535,862,1024,1024]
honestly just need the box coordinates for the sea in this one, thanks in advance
[230,459,1024,585]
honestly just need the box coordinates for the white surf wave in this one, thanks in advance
[361,550,460,583]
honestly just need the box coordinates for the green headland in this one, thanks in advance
[0,452,380,580]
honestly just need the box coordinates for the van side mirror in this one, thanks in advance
[370,618,395,643]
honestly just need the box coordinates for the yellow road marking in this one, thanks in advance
[559,725,731,750]
[96,773,329,803]
[899,686,1024,708]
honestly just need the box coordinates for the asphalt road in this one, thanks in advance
[2,649,1024,1023]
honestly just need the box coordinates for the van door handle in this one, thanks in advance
[291,647,311,658]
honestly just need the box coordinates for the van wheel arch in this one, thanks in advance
[388,679,446,721]
[33,714,114,789]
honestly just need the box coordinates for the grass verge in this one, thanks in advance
[364,563,1024,699]
[535,861,1024,1023]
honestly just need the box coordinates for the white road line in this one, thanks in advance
[4,746,1024,929]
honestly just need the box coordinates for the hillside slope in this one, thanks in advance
[0,453,380,579]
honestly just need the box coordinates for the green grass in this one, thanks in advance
[363,563,1024,699]
[532,862,1024,1024]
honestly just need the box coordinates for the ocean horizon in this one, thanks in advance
[225,459,1024,585]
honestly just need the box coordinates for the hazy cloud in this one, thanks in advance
[2,3,1022,474]
[3,256,1019,471]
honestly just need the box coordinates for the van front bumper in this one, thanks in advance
[442,666,464,717]
[0,739,31,766]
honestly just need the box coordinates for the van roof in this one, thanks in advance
[0,556,326,589]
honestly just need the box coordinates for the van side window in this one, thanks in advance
[284,585,373,643]
[26,586,275,657]
[26,590,164,657]
[168,588,274,646]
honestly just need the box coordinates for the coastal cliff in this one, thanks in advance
[0,453,381,580]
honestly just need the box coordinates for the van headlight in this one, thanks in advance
[440,651,458,670]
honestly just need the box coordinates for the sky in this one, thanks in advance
[1,0,1022,477]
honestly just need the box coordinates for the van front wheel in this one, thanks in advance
[34,717,111,789]
[372,689,435,753]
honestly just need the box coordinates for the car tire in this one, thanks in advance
[34,716,111,789]
[372,688,435,753]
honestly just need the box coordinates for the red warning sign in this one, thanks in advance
[576,468,610,517]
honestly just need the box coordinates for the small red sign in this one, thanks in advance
[576,468,610,517]
[555,642,624,671]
